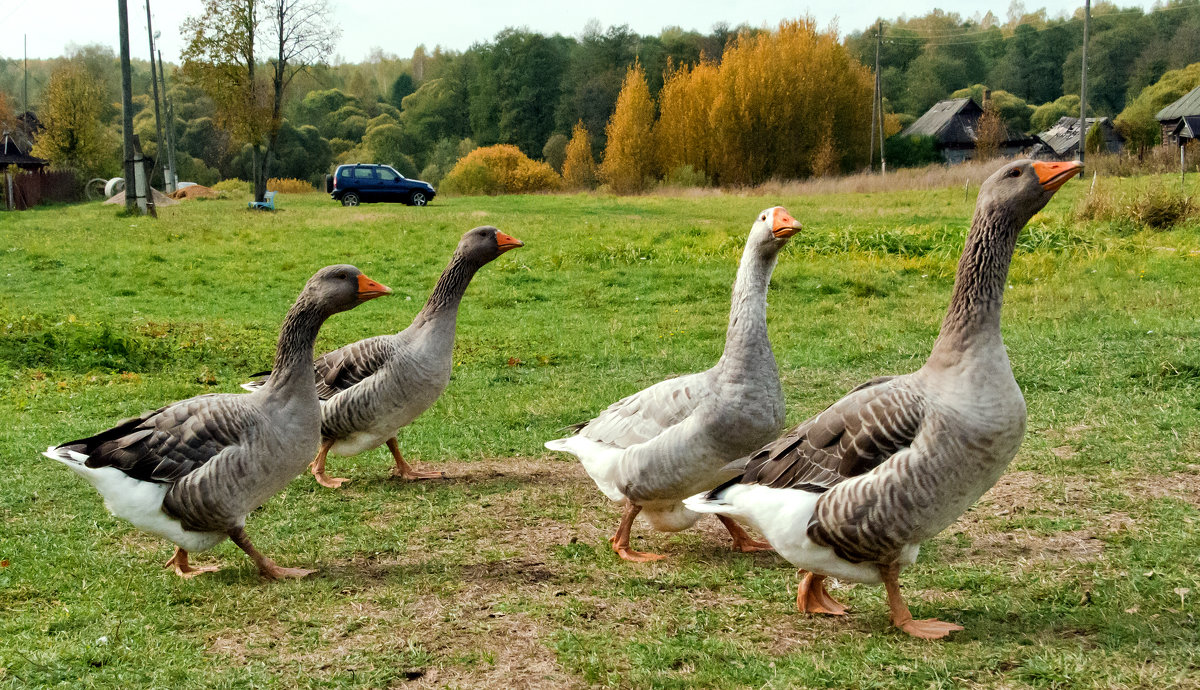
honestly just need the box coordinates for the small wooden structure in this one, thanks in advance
[1032,116,1123,160]
[1157,84,1200,146]
[900,97,1035,163]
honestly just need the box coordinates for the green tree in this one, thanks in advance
[388,73,415,110]
[31,59,116,174]
[542,133,568,172]
[1116,61,1200,150]
[1031,94,1081,132]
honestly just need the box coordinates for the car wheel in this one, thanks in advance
[341,192,360,206]
[409,191,427,206]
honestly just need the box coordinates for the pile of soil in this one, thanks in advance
[104,188,180,206]
[168,184,219,200]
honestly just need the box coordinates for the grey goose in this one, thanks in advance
[687,159,1082,639]
[244,226,524,487]
[44,265,392,578]
[546,207,800,562]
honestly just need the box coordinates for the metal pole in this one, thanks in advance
[159,50,178,191]
[118,0,138,212]
[869,20,880,173]
[1079,0,1090,168]
[145,1,169,191]
[23,35,28,116]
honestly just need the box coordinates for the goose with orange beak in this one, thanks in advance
[547,207,800,562]
[686,160,1081,639]
[243,226,524,487]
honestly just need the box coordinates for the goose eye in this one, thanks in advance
[760,214,766,221]
[1008,168,1021,178]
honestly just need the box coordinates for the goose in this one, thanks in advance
[243,226,524,488]
[685,160,1082,639]
[43,265,392,579]
[545,207,800,562]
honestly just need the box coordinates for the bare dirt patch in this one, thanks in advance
[1126,466,1200,509]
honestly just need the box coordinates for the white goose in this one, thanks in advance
[686,160,1081,638]
[546,207,800,561]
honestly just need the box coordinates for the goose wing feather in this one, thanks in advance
[57,393,264,484]
[574,373,711,450]
[311,335,396,400]
[716,376,924,494]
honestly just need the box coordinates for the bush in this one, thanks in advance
[562,122,597,190]
[662,164,710,188]
[265,177,318,194]
[1075,181,1196,230]
[441,145,562,196]
[883,135,942,168]
[542,133,569,173]
[213,178,251,194]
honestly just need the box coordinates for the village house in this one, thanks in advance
[1157,84,1200,147]
[900,96,1035,163]
[1031,116,1123,160]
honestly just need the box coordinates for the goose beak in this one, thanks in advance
[356,274,393,301]
[1033,160,1083,192]
[772,207,801,239]
[496,231,524,253]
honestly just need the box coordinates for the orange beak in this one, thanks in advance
[772,207,801,239]
[495,231,524,253]
[1033,160,1083,192]
[356,273,392,301]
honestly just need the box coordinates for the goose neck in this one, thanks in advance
[717,243,778,372]
[263,293,326,394]
[413,252,481,328]
[928,204,1020,368]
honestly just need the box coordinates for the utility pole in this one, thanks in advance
[159,50,178,192]
[1079,0,1090,169]
[23,35,27,116]
[118,0,138,212]
[869,20,880,173]
[145,1,170,191]
[877,21,886,176]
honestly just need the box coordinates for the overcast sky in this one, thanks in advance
[2,0,1157,65]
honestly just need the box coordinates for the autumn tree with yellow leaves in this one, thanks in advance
[562,121,597,190]
[654,60,719,181]
[599,62,656,194]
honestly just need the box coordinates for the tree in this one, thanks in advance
[654,60,719,178]
[562,121,597,189]
[600,62,656,194]
[388,73,415,110]
[542,133,568,172]
[1116,62,1200,150]
[1031,94,1081,133]
[31,59,116,174]
[182,0,338,201]
[974,103,1006,161]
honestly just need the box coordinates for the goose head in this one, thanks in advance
[748,206,801,257]
[455,225,525,266]
[304,264,392,315]
[977,159,1082,228]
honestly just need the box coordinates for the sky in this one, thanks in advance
[1,0,1159,65]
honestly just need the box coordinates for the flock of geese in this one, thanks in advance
[44,158,1081,640]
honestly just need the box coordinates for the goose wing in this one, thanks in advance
[311,335,395,400]
[56,393,263,484]
[715,376,925,494]
[572,373,711,450]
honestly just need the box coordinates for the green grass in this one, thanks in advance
[2,178,1199,688]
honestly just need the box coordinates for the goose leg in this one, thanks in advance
[609,500,665,562]
[880,563,962,640]
[309,438,349,488]
[163,547,220,579]
[386,438,445,480]
[717,515,773,552]
[796,570,847,615]
[228,527,315,580]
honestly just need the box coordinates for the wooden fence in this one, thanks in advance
[2,170,79,210]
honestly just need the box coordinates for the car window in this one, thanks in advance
[338,167,351,177]
[354,167,377,179]
[383,167,403,179]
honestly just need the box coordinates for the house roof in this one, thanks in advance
[1036,116,1118,157]
[1157,84,1200,121]
[1171,115,1200,139]
[0,132,48,168]
[900,98,983,144]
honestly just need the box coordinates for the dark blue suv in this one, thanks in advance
[328,164,436,206]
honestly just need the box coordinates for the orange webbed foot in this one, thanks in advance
[897,618,963,640]
[796,571,848,616]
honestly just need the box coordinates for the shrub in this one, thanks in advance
[1075,182,1196,230]
[213,178,251,194]
[662,164,710,188]
[441,144,562,196]
[265,177,318,194]
[562,122,597,190]
[883,135,942,168]
[542,133,569,173]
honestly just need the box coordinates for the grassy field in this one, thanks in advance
[2,175,1199,688]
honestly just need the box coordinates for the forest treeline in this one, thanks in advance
[3,1,1200,191]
